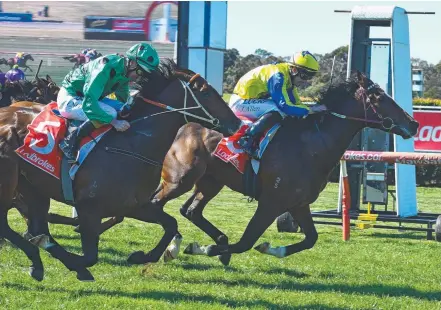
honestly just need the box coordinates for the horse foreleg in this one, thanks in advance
[126,204,178,265]
[181,177,231,265]
[98,216,124,234]
[47,213,79,226]
[43,209,100,282]
[254,204,318,258]
[206,196,278,257]
[0,161,45,281]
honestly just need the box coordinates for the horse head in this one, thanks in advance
[25,54,34,62]
[318,71,419,139]
[131,59,241,137]
[29,75,59,104]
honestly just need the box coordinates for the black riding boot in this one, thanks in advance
[59,120,96,163]
[237,111,283,159]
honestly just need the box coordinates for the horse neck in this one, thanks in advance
[309,102,365,172]
[130,82,187,161]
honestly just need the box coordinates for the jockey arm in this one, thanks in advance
[82,61,115,124]
[267,70,309,118]
[114,81,129,103]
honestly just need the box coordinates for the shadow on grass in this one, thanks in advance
[0,283,354,310]
[144,276,441,302]
[368,231,427,241]
[264,267,309,278]
[175,261,241,273]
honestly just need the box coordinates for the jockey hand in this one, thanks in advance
[118,90,140,118]
[111,119,130,132]
[118,105,131,119]
[309,104,328,114]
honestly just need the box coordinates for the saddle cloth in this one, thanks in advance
[213,118,280,174]
[15,101,112,180]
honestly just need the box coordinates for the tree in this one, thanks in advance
[223,45,440,99]
[254,48,273,58]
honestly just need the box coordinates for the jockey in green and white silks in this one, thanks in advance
[229,51,326,158]
[57,42,160,162]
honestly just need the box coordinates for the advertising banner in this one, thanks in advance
[112,18,144,32]
[413,110,441,152]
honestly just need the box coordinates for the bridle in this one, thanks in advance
[328,83,396,131]
[135,73,220,128]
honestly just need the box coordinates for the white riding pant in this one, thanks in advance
[229,94,284,121]
[57,87,124,121]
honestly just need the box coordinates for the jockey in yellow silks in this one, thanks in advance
[229,50,326,158]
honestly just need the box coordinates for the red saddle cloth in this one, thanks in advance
[213,122,251,174]
[15,102,111,179]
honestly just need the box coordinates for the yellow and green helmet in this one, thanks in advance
[126,42,160,73]
[289,51,319,80]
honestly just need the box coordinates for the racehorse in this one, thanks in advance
[63,52,103,69]
[0,75,59,108]
[21,72,420,268]
[144,71,418,264]
[6,53,35,72]
[0,59,241,282]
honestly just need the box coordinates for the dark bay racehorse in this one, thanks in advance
[0,75,59,108]
[142,72,418,264]
[15,72,420,266]
[63,52,103,69]
[0,59,241,282]
[6,53,35,71]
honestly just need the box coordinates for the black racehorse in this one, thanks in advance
[0,59,241,282]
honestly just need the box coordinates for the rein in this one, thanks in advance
[135,75,220,127]
[328,84,395,130]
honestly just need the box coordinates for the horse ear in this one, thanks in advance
[356,70,368,88]
[46,75,53,83]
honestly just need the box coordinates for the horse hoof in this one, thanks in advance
[254,242,270,253]
[218,254,231,266]
[183,242,197,255]
[206,245,223,257]
[127,251,146,264]
[23,231,33,241]
[29,267,44,282]
[76,269,95,282]
[163,249,174,263]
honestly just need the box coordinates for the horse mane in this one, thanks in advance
[135,58,179,100]
[314,74,359,110]
[281,74,361,131]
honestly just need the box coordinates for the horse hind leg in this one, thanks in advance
[254,204,318,258]
[152,156,207,262]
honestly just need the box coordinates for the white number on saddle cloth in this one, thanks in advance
[29,121,61,155]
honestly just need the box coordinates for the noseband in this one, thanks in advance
[329,84,395,130]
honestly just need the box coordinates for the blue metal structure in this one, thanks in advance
[177,1,227,94]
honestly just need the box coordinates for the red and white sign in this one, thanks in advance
[15,102,67,179]
[112,18,144,32]
[413,110,441,152]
